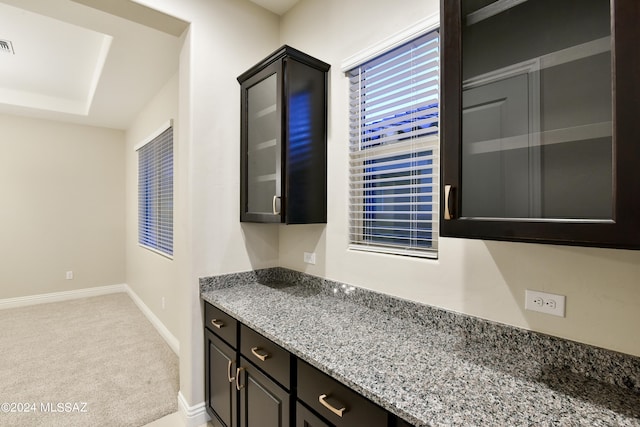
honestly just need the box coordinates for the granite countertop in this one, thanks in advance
[200,268,640,427]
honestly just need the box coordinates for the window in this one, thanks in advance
[347,28,440,258]
[137,124,173,257]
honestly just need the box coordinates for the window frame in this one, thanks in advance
[342,15,440,259]
[136,120,174,259]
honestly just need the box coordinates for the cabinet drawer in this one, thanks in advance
[240,324,291,390]
[297,360,387,427]
[204,302,238,348]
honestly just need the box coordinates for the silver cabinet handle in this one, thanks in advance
[210,319,224,329]
[444,185,454,220]
[318,394,346,418]
[235,367,245,391]
[272,195,280,215]
[250,347,270,361]
[227,360,235,382]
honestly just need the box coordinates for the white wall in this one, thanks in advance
[120,0,640,419]
[125,73,181,339]
[278,0,640,357]
[0,114,125,299]
[130,0,281,410]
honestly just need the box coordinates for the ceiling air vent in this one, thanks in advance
[0,39,15,55]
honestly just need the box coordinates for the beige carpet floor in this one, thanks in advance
[0,293,179,427]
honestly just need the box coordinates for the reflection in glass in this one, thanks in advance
[461,0,612,220]
[287,89,312,218]
[247,73,278,214]
[288,91,312,172]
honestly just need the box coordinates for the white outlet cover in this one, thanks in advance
[525,289,566,317]
[303,252,316,265]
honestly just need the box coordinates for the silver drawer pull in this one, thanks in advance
[210,319,224,329]
[235,367,245,391]
[227,360,235,383]
[251,347,270,361]
[318,394,346,418]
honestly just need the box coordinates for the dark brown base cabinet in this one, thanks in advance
[238,357,290,427]
[205,329,237,427]
[203,301,414,427]
[205,303,292,427]
[205,302,240,427]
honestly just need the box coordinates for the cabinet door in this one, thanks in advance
[441,0,640,248]
[295,402,330,427]
[240,61,283,223]
[396,419,415,427]
[205,329,237,427]
[238,357,290,427]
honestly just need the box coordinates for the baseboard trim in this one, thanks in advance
[0,284,126,310]
[178,392,209,427]
[124,285,180,356]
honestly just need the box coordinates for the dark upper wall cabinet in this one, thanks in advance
[440,0,640,248]
[238,46,330,224]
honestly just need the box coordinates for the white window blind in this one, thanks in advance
[348,30,439,257]
[138,126,173,257]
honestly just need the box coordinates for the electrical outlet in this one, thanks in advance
[66,271,73,280]
[525,290,565,317]
[303,252,316,265]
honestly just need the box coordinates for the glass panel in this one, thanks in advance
[247,73,278,214]
[460,0,612,220]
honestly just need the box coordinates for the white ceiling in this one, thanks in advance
[0,2,112,117]
[249,0,300,15]
[0,0,298,130]
[0,0,186,130]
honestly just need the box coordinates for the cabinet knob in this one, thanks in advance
[210,319,224,329]
[318,394,347,418]
[250,346,270,361]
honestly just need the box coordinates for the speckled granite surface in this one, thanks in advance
[200,268,640,426]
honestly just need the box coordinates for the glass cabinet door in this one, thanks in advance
[246,72,280,216]
[460,0,612,221]
[239,46,329,224]
[441,0,640,248]
[241,61,283,223]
